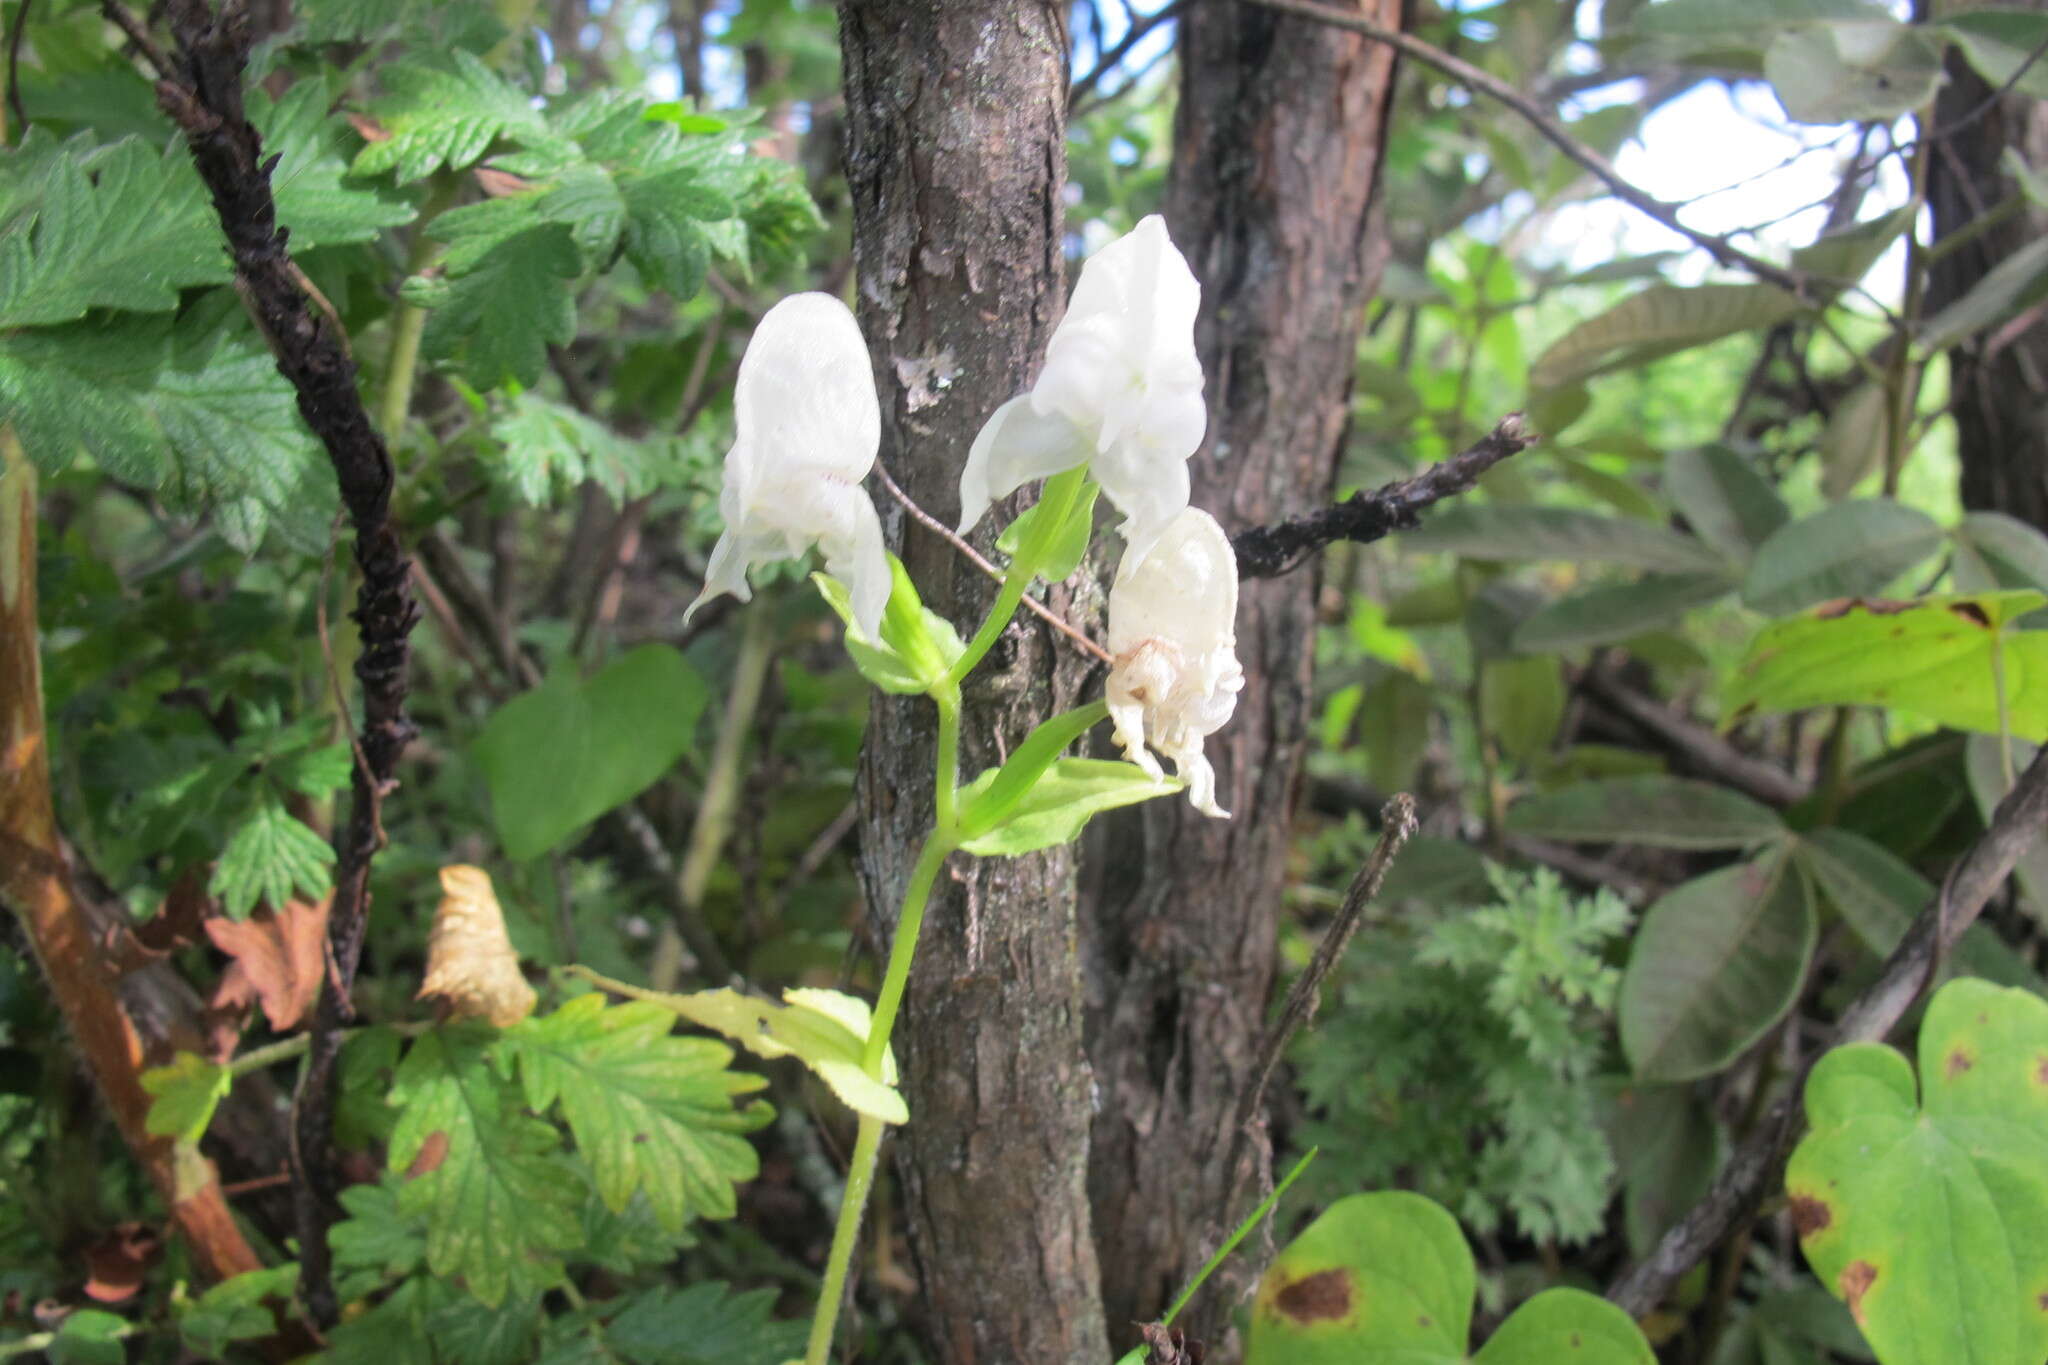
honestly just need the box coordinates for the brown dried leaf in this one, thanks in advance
[82,1222,161,1304]
[418,865,536,1028]
[203,895,331,1053]
[346,112,390,143]
[473,167,534,198]
[1138,1323,1205,1365]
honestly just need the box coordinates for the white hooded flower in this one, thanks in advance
[957,214,1206,568]
[1106,507,1243,818]
[686,292,889,637]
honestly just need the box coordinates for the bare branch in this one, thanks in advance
[125,0,420,1325]
[1608,742,2048,1317]
[1068,0,1186,112]
[1232,413,1537,578]
[1246,0,1811,296]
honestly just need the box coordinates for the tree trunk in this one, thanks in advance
[1081,2,1402,1348]
[840,5,1109,1361]
[1925,20,2048,533]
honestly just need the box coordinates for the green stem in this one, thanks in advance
[944,467,1086,686]
[933,685,961,834]
[863,832,952,1076]
[376,177,456,444]
[804,1113,885,1365]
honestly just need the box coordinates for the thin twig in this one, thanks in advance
[100,0,171,77]
[1923,26,2048,146]
[1067,0,1186,111]
[1580,665,1810,808]
[1607,743,2048,1317]
[1247,0,1810,296]
[873,462,1116,666]
[1223,794,1418,1195]
[1232,413,1537,577]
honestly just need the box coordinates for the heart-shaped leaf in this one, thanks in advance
[1786,979,2048,1365]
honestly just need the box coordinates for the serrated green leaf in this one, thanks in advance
[0,138,228,327]
[351,51,551,183]
[140,1050,233,1145]
[1787,979,2048,1365]
[178,1265,299,1357]
[207,790,336,919]
[619,166,726,299]
[1245,1190,1653,1365]
[256,82,417,249]
[472,644,709,861]
[957,701,1110,840]
[1531,284,1803,390]
[602,1282,808,1365]
[412,219,581,389]
[1507,777,1787,850]
[500,995,768,1235]
[1741,500,1945,615]
[1724,590,2048,740]
[1402,504,1724,573]
[489,390,689,507]
[1620,851,1817,1082]
[389,1025,584,1306]
[330,1178,425,1280]
[1513,571,1736,652]
[0,299,334,550]
[957,758,1180,857]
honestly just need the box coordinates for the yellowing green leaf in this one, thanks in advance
[140,1052,233,1146]
[1724,591,2048,740]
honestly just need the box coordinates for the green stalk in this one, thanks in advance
[804,1112,885,1365]
[376,176,457,445]
[945,467,1087,686]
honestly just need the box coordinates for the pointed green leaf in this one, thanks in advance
[1741,500,1944,615]
[1401,505,1723,573]
[1513,571,1736,652]
[472,644,709,861]
[1786,979,2048,1365]
[1918,232,2048,352]
[956,758,1180,857]
[812,558,961,696]
[1620,852,1817,1082]
[1724,590,2048,740]
[1945,9,2048,100]
[1507,777,1787,850]
[1951,512,2048,594]
[351,51,552,183]
[1531,284,1803,390]
[141,1051,234,1146]
[1665,445,1791,562]
[957,701,1110,840]
[1764,21,1944,125]
[996,478,1101,581]
[1818,383,1888,502]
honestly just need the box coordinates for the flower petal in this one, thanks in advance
[958,395,1089,533]
[819,480,891,640]
[733,293,879,484]
[1094,438,1193,572]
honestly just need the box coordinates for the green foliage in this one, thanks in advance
[812,557,966,696]
[956,759,1180,857]
[1741,501,1946,615]
[350,51,550,183]
[1293,868,1631,1246]
[1619,850,1817,1083]
[489,389,696,507]
[139,1051,233,1146]
[472,644,710,861]
[210,789,338,919]
[1245,1191,1653,1364]
[1726,591,2048,740]
[1507,776,1786,850]
[1788,978,2048,1365]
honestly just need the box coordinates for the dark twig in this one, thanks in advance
[1233,414,1537,578]
[1608,743,2048,1317]
[6,0,31,134]
[1580,665,1811,808]
[1067,0,1185,112]
[1246,0,1811,296]
[126,0,420,1325]
[1223,794,1418,1195]
[1923,26,2048,146]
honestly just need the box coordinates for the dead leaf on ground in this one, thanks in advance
[82,1222,161,1303]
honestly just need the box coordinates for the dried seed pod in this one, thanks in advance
[418,865,536,1028]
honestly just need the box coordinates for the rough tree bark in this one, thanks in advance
[840,5,1109,1361]
[1925,11,2048,533]
[1080,2,1402,1347]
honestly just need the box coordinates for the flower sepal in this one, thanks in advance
[812,555,963,697]
[994,477,1102,583]
[956,757,1182,858]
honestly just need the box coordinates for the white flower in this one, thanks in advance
[957,214,1206,568]
[1105,507,1243,818]
[686,292,889,637]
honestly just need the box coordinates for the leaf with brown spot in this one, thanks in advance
[404,1129,449,1180]
[1273,1269,1352,1323]
[1790,1194,1833,1237]
[1787,979,2048,1365]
